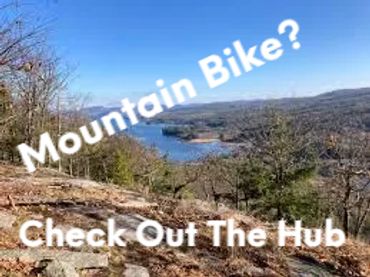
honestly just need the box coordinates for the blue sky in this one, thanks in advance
[27,0,370,105]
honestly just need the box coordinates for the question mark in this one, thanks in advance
[278,19,301,50]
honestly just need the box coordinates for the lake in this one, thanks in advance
[126,123,229,162]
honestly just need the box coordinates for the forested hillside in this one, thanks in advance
[154,88,370,142]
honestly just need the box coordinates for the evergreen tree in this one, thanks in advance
[112,150,134,187]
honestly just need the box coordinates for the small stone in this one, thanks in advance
[123,264,150,277]
[18,256,34,264]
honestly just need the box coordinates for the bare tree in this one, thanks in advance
[325,128,370,237]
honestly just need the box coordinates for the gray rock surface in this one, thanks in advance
[123,264,150,277]
[62,205,157,243]
[43,260,79,277]
[0,249,108,269]
[114,214,157,242]
[287,257,336,277]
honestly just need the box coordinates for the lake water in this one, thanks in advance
[126,123,228,162]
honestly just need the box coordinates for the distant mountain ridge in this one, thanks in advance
[152,87,370,123]
[84,88,370,127]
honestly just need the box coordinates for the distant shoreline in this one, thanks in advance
[188,138,220,144]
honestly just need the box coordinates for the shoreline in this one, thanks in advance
[188,138,221,143]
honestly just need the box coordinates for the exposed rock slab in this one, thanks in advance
[0,249,108,269]
[114,214,158,242]
[114,200,158,209]
[287,257,337,277]
[43,260,79,277]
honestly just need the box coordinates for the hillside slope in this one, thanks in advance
[153,88,370,123]
[0,164,368,276]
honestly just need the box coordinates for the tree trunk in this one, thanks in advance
[343,175,351,236]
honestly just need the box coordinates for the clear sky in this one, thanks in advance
[26,0,370,105]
